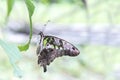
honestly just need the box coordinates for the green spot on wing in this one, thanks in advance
[43,38,48,46]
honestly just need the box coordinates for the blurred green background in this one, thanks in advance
[0,0,120,80]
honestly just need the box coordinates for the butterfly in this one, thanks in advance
[36,31,80,72]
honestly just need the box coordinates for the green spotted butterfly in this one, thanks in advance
[36,31,80,72]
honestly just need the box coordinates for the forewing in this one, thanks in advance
[44,36,80,56]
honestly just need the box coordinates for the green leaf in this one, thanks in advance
[6,0,15,18]
[18,43,29,51]
[25,0,35,17]
[18,0,35,51]
[0,39,23,78]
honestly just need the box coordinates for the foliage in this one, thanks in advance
[0,39,22,78]
[6,0,35,51]
[6,0,14,18]
[0,0,35,77]
[18,0,35,51]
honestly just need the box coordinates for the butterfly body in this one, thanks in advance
[36,31,80,72]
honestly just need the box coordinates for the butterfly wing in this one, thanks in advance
[43,35,80,56]
[37,35,80,72]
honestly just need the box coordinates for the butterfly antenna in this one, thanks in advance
[42,20,50,33]
[39,20,50,36]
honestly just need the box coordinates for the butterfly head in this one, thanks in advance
[38,31,44,37]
